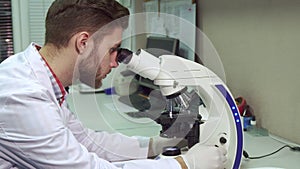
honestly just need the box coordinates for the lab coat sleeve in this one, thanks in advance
[113,158,181,169]
[63,102,149,162]
[0,86,120,168]
[0,158,16,169]
[0,87,182,169]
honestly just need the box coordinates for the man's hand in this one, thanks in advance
[148,136,187,158]
[177,144,227,169]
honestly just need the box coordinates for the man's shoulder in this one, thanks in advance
[0,46,51,99]
[0,75,52,106]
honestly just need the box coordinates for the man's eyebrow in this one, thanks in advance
[109,43,122,53]
[114,43,121,48]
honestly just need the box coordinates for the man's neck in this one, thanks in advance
[39,44,75,87]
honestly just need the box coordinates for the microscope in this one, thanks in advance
[117,48,243,169]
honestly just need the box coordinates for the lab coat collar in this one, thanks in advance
[24,43,67,106]
[39,52,67,106]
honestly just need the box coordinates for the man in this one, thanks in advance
[0,0,226,168]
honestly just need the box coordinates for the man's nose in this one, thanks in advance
[110,51,119,68]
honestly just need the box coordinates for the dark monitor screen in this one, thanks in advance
[145,36,179,57]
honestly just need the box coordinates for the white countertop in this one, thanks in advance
[67,90,161,136]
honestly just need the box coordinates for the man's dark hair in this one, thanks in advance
[45,0,129,48]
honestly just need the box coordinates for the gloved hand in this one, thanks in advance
[180,144,227,169]
[148,136,187,157]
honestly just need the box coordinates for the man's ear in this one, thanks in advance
[75,32,90,54]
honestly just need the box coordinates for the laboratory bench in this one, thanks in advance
[67,89,161,136]
[67,90,300,169]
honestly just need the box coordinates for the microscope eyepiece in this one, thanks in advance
[116,48,133,64]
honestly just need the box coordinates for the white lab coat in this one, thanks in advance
[0,43,180,169]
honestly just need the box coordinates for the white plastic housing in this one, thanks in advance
[126,49,160,80]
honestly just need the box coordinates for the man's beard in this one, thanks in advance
[94,76,103,89]
[77,47,102,88]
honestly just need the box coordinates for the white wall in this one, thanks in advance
[199,0,300,144]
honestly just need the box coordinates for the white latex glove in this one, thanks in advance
[181,144,227,169]
[148,136,187,157]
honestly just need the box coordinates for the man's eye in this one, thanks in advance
[109,47,118,54]
[109,44,121,54]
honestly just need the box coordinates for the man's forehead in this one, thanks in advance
[112,26,123,36]
[91,26,123,47]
